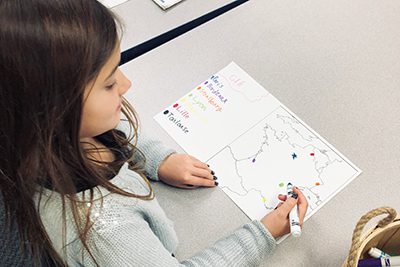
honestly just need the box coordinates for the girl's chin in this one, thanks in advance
[112,114,121,127]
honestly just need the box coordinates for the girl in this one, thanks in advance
[0,0,308,266]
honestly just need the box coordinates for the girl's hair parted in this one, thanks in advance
[0,0,152,266]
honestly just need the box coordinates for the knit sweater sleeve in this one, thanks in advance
[86,216,276,267]
[181,220,276,266]
[116,121,175,181]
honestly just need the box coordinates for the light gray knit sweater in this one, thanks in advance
[35,130,277,266]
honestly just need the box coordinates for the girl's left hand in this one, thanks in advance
[157,154,217,189]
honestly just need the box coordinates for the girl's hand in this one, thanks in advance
[261,187,308,238]
[157,154,217,189]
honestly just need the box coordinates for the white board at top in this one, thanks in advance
[99,0,129,8]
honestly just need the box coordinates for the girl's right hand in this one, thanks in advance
[260,187,308,239]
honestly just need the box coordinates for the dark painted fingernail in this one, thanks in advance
[186,184,194,187]
[214,181,219,186]
[213,176,218,180]
[211,170,215,175]
[292,193,298,199]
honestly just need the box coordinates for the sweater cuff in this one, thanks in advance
[247,220,277,256]
[134,133,175,181]
[116,121,176,181]
[144,145,175,181]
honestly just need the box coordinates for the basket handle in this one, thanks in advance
[344,207,397,267]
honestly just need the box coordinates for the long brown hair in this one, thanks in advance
[0,0,152,266]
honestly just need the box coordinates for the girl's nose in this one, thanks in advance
[117,69,131,96]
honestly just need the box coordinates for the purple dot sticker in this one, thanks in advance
[252,159,256,163]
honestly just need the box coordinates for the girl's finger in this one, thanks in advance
[190,158,214,177]
[278,194,287,201]
[191,167,214,180]
[193,160,211,171]
[183,184,199,189]
[185,176,217,187]
[293,187,308,223]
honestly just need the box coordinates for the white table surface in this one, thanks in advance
[118,0,400,266]
[112,0,235,50]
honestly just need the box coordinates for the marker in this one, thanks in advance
[287,183,301,237]
[358,256,400,267]
[369,247,390,258]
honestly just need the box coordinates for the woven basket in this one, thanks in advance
[342,207,400,267]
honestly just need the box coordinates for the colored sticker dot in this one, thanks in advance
[310,153,315,156]
[279,182,285,187]
[163,110,169,115]
[252,159,256,163]
[262,197,267,203]
[315,182,321,186]
[173,103,178,108]
[197,86,202,90]
[205,81,208,85]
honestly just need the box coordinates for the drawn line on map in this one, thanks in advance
[278,105,359,174]
[206,106,282,162]
[208,105,359,212]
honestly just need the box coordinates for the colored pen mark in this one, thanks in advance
[261,197,267,203]
[197,86,202,90]
[291,153,297,160]
[252,158,256,163]
[310,153,315,156]
[173,103,179,108]
[315,182,321,186]
[279,182,285,188]
[204,81,209,85]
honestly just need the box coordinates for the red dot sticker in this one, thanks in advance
[173,103,178,108]
[310,153,315,156]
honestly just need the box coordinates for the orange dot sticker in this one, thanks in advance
[197,86,202,90]
[315,182,321,186]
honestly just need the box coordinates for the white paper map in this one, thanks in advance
[154,62,361,223]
